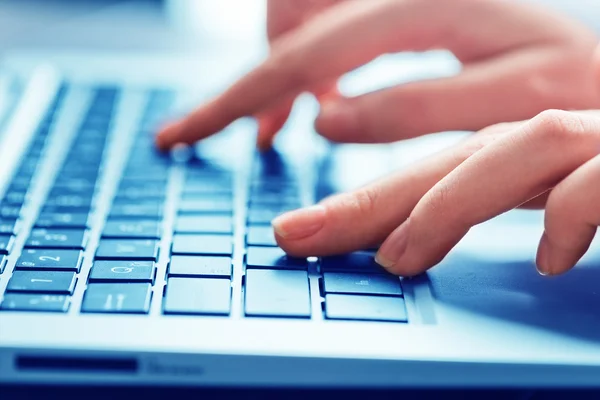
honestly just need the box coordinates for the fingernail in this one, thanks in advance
[536,234,551,276]
[155,121,180,151]
[375,219,410,270]
[272,205,326,240]
[315,101,357,134]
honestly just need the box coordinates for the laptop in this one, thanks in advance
[0,49,600,389]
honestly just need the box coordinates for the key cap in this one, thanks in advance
[245,269,310,318]
[168,255,232,278]
[35,212,90,228]
[109,202,163,219]
[102,220,161,239]
[3,191,27,205]
[325,294,408,322]
[247,208,296,225]
[171,234,232,256]
[182,182,232,195]
[0,219,20,235]
[246,247,307,270]
[0,254,6,274]
[178,198,233,214]
[0,205,21,219]
[25,228,87,249]
[246,226,277,247]
[81,283,152,314]
[45,194,94,209]
[7,271,77,294]
[322,273,403,296]
[96,239,159,261]
[89,261,155,282]
[53,178,96,191]
[16,249,83,271]
[320,251,384,274]
[174,215,232,234]
[117,183,166,198]
[0,234,15,254]
[0,294,70,312]
[164,278,231,315]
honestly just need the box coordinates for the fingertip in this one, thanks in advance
[314,100,358,142]
[155,121,183,151]
[272,205,327,242]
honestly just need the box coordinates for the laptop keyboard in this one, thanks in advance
[0,85,408,323]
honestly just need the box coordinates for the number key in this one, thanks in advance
[16,249,84,271]
[25,228,87,249]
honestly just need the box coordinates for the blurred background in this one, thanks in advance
[1,0,599,58]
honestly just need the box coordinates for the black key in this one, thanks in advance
[164,278,231,315]
[245,269,310,318]
[246,247,307,270]
[109,202,163,219]
[323,273,403,296]
[45,194,94,209]
[168,255,232,278]
[174,215,232,234]
[0,234,15,254]
[7,271,77,294]
[117,183,165,198]
[95,239,159,261]
[25,228,87,249]
[171,234,232,256]
[89,261,155,282]
[0,219,20,235]
[53,178,96,191]
[0,294,70,312]
[81,283,152,314]
[102,220,161,239]
[320,251,384,274]
[246,226,277,247]
[16,249,83,271]
[178,198,232,214]
[325,294,408,322]
[0,205,21,219]
[36,212,90,228]
[182,182,231,195]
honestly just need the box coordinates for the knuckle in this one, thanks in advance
[528,110,588,143]
[349,187,380,217]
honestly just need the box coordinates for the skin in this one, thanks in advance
[156,0,600,276]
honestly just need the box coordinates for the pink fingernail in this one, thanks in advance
[272,205,327,240]
[375,219,411,270]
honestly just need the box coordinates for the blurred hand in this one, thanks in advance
[272,110,600,277]
[156,0,600,150]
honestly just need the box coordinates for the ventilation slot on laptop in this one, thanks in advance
[16,355,138,374]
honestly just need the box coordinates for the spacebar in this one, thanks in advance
[245,269,311,318]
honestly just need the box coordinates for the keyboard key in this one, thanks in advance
[81,283,152,314]
[96,239,159,261]
[109,202,163,219]
[178,198,232,214]
[36,212,90,228]
[247,207,296,225]
[0,234,15,254]
[245,269,310,318]
[168,255,232,278]
[25,228,87,249]
[246,226,277,247]
[325,294,407,322]
[103,220,161,239]
[7,271,77,294]
[320,251,384,274]
[89,261,155,282]
[3,191,28,205]
[322,273,403,296]
[182,182,231,195]
[164,278,231,315]
[117,182,166,198]
[45,194,93,209]
[53,178,96,191]
[16,249,83,271]
[0,294,70,312]
[174,215,232,234]
[0,254,6,273]
[0,205,21,219]
[246,247,307,270]
[171,234,232,256]
[0,219,20,235]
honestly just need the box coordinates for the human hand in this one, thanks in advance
[156,0,600,151]
[272,109,600,277]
